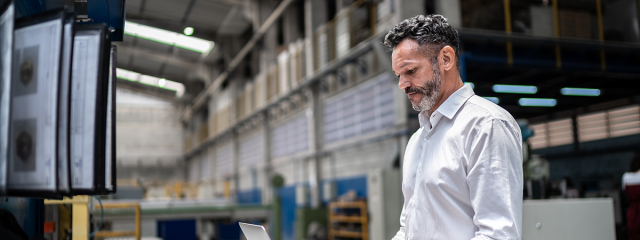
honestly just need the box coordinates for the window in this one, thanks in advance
[216,144,233,177]
[529,118,574,149]
[608,105,640,137]
[324,74,395,144]
[578,111,607,142]
[271,113,309,159]
[239,132,264,167]
[548,118,573,147]
[529,123,548,149]
[189,158,199,182]
[200,155,212,181]
[530,104,640,150]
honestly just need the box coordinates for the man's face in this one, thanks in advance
[391,39,442,112]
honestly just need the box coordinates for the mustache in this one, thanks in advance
[404,86,427,95]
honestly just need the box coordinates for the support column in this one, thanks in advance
[261,113,274,204]
[232,132,240,201]
[434,0,462,28]
[553,0,562,69]
[282,3,302,45]
[307,84,324,208]
[336,0,345,10]
[208,143,218,196]
[304,0,328,76]
[250,0,260,32]
[259,0,279,74]
[72,196,89,240]
[596,0,606,71]
[231,78,243,200]
[396,0,427,23]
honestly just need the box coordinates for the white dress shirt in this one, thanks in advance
[393,84,523,240]
[623,171,640,188]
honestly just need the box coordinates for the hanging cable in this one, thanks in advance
[88,196,104,238]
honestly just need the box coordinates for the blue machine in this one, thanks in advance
[0,197,44,239]
[14,0,126,41]
[158,219,197,240]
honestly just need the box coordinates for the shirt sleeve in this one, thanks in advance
[391,199,407,240]
[467,118,523,240]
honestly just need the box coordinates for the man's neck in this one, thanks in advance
[430,75,464,113]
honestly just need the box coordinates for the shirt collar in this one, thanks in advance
[418,84,475,127]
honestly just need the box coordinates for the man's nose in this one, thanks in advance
[398,77,411,91]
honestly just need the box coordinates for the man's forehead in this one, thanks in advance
[392,40,428,67]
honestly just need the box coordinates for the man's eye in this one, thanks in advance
[408,68,416,74]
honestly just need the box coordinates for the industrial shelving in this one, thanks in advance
[328,201,368,240]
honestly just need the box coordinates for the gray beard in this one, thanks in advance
[412,68,442,112]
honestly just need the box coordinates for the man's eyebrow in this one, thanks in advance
[395,62,412,78]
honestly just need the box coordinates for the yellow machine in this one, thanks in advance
[44,196,141,240]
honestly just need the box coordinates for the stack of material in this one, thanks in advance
[559,9,593,39]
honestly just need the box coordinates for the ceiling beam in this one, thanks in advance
[181,0,197,25]
[116,43,213,87]
[116,79,178,100]
[139,0,147,14]
[116,43,199,70]
[201,0,244,7]
[125,12,219,40]
[181,0,295,122]
[117,65,191,84]
[217,6,239,35]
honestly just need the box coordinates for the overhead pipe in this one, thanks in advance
[181,0,295,122]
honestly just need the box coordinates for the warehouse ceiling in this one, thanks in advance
[468,66,640,121]
[115,0,253,99]
[459,30,640,121]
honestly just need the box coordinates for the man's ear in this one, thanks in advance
[440,46,455,72]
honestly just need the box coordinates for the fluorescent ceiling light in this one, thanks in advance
[561,88,600,96]
[493,84,537,94]
[116,68,185,97]
[158,78,166,87]
[124,21,214,54]
[184,27,194,36]
[482,97,499,104]
[464,82,474,89]
[116,68,140,82]
[519,98,557,107]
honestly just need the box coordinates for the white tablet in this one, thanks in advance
[239,222,271,240]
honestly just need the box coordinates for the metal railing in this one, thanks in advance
[93,202,141,240]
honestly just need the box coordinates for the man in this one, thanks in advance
[384,15,523,240]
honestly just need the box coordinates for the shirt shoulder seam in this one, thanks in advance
[465,97,511,123]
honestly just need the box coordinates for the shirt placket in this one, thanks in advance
[429,112,442,133]
[406,127,431,240]
[407,114,442,240]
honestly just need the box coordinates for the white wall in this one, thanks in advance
[116,88,183,164]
